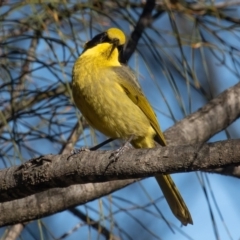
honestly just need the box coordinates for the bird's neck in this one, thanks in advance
[79,43,121,67]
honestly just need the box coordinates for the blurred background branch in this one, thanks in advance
[1,0,240,239]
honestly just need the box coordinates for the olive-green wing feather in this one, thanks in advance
[110,66,193,226]
[112,66,166,146]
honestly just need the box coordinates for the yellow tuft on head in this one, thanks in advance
[106,28,126,46]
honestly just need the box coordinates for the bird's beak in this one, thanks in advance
[108,38,119,59]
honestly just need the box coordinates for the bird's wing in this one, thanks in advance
[111,66,166,146]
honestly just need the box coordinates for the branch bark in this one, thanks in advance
[1,82,240,226]
[1,140,240,204]
[165,82,240,146]
[0,179,136,227]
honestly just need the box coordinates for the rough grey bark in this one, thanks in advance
[1,139,240,204]
[1,82,240,226]
[0,180,136,227]
[165,82,240,145]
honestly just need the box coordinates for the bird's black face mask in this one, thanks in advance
[82,32,123,59]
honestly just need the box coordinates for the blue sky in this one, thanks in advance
[1,2,240,239]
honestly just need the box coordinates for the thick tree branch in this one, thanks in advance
[1,82,240,226]
[0,180,136,227]
[206,165,240,178]
[165,82,240,146]
[1,139,240,204]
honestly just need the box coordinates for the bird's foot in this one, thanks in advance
[67,138,115,160]
[106,136,134,170]
[109,141,132,161]
[67,147,90,160]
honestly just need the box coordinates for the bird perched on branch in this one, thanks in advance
[72,28,193,226]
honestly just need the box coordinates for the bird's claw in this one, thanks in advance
[67,147,90,160]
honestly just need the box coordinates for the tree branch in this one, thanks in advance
[1,139,240,204]
[0,84,68,130]
[0,180,136,227]
[165,82,240,146]
[1,82,240,226]
[122,0,158,63]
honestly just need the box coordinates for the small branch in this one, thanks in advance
[0,84,68,130]
[158,0,240,13]
[156,0,240,24]
[68,208,119,240]
[122,0,158,62]
[1,139,240,204]
[2,224,25,240]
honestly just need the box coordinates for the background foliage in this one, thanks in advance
[1,0,240,239]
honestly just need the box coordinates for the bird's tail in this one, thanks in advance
[155,174,193,225]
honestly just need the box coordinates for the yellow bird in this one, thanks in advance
[72,28,193,225]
